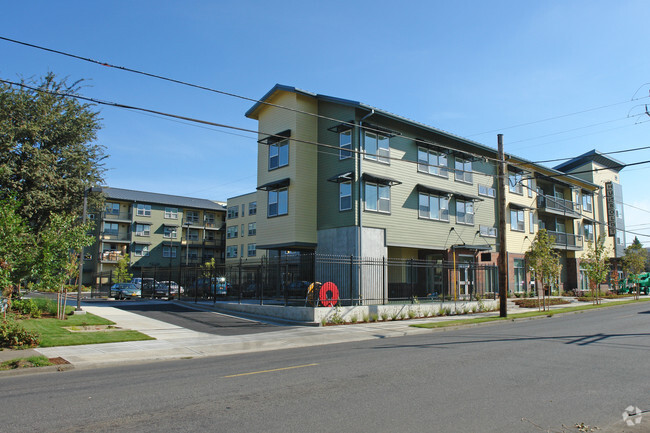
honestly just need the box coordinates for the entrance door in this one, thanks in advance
[457,255,474,299]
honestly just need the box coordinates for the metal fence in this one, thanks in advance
[91,253,498,306]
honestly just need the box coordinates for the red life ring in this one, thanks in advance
[319,282,339,307]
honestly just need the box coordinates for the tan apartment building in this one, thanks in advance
[225,191,265,263]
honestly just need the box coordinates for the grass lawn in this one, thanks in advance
[0,355,54,370]
[411,298,650,329]
[18,312,154,347]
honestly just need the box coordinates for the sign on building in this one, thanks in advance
[605,181,616,237]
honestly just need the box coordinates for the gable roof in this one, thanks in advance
[554,149,625,173]
[102,187,226,211]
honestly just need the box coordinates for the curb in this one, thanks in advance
[0,363,74,378]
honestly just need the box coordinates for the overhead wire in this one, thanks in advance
[530,145,650,165]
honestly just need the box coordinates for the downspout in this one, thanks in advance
[358,109,374,305]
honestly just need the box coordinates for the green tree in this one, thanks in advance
[581,235,610,305]
[113,254,132,284]
[32,213,95,292]
[622,237,646,300]
[0,73,106,231]
[525,229,562,311]
[0,197,35,296]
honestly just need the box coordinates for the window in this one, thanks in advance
[615,203,623,219]
[135,204,151,216]
[268,188,288,217]
[528,179,534,198]
[456,200,474,225]
[418,193,449,221]
[135,224,150,236]
[204,213,215,225]
[133,244,149,257]
[104,222,119,236]
[584,223,594,241]
[514,259,526,292]
[248,243,256,257]
[454,158,472,183]
[227,206,239,219]
[478,184,496,198]
[186,210,199,224]
[417,147,448,177]
[365,183,390,213]
[249,202,257,215]
[479,225,497,237]
[509,172,523,194]
[241,244,244,257]
[339,129,352,159]
[163,246,177,258]
[188,249,199,260]
[163,226,177,238]
[248,222,256,236]
[226,245,238,258]
[241,224,245,237]
[340,181,352,211]
[226,226,238,239]
[363,131,389,164]
[510,209,525,232]
[164,207,178,219]
[205,231,216,241]
[105,202,120,215]
[529,212,535,234]
[188,229,199,241]
[582,194,593,212]
[241,204,245,216]
[269,139,289,170]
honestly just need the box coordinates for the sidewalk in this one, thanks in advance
[1,295,642,371]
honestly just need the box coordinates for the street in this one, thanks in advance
[2,302,649,432]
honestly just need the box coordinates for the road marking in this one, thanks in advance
[223,363,319,378]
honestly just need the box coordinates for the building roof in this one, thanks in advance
[553,149,625,173]
[246,84,598,190]
[101,187,226,211]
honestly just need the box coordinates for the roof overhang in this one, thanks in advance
[327,171,354,183]
[256,178,291,191]
[362,172,402,186]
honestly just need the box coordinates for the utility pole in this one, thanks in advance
[497,134,508,317]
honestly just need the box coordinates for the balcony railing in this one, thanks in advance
[537,195,581,217]
[547,230,583,250]
[102,211,131,221]
[100,250,125,263]
[100,232,130,241]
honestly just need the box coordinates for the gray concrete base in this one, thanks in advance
[72,310,87,315]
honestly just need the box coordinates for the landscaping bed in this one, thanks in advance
[512,298,571,308]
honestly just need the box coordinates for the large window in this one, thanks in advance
[514,259,526,292]
[582,194,593,212]
[584,223,594,241]
[133,244,149,257]
[105,202,120,215]
[188,229,200,241]
[508,172,523,194]
[249,201,257,216]
[135,224,150,236]
[269,139,289,170]
[339,129,352,159]
[248,222,256,236]
[135,204,151,216]
[418,193,449,221]
[226,226,238,239]
[510,209,525,232]
[186,210,200,224]
[454,158,473,183]
[164,207,178,219]
[163,247,177,258]
[247,243,256,257]
[363,131,389,164]
[205,231,216,241]
[456,200,474,225]
[268,188,288,217]
[104,222,119,236]
[227,206,239,219]
[204,213,215,226]
[417,147,448,177]
[226,245,238,259]
[163,226,177,238]
[365,183,390,213]
[340,181,352,211]
[478,184,496,198]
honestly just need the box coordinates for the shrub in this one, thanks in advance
[380,312,389,321]
[0,318,40,348]
[350,314,358,324]
[362,313,370,323]
[407,310,416,319]
[11,299,42,318]
[370,313,378,322]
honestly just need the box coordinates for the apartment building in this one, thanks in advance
[241,84,624,295]
[225,191,265,262]
[82,187,226,284]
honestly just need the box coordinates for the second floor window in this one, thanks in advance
[104,222,119,236]
[135,224,150,236]
[248,222,256,236]
[418,193,449,221]
[135,204,151,216]
[340,129,352,159]
[509,172,523,194]
[340,181,352,211]
[226,245,238,258]
[163,247,177,258]
[584,223,594,241]
[269,139,289,170]
[226,226,238,239]
[417,148,448,177]
[582,194,593,212]
[163,226,177,238]
[456,200,474,225]
[248,243,256,257]
[186,210,199,224]
[105,202,120,215]
[227,206,239,219]
[365,182,390,213]
[133,244,149,257]
[363,131,389,164]
[249,202,257,215]
[455,158,473,184]
[165,207,178,219]
[268,188,288,217]
[510,209,525,232]
[188,229,200,241]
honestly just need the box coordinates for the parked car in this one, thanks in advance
[286,280,311,298]
[111,283,141,300]
[155,281,184,299]
[196,277,229,297]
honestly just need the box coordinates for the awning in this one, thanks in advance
[327,121,354,133]
[453,191,484,202]
[363,123,401,138]
[509,202,532,210]
[451,244,492,251]
[582,215,595,223]
[414,139,450,153]
[361,172,402,186]
[163,223,180,227]
[257,129,291,145]
[256,178,291,191]
[416,183,454,197]
[327,171,354,183]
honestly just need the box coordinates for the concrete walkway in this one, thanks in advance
[1,295,644,371]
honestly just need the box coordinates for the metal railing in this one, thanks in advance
[537,195,581,216]
[547,230,583,249]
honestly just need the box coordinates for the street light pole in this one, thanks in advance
[185,221,192,266]
[76,186,102,313]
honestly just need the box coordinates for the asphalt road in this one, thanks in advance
[2,302,649,432]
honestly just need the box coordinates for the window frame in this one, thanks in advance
[135,204,151,217]
[226,226,238,239]
[582,194,593,212]
[226,245,238,258]
[418,192,449,222]
[162,246,177,258]
[339,181,352,211]
[510,209,525,232]
[268,138,289,170]
[164,207,178,219]
[248,202,257,216]
[478,184,496,198]
[227,206,239,219]
[456,199,474,225]
[247,243,256,257]
[105,202,120,215]
[364,182,390,213]
[339,129,352,160]
[135,224,151,237]
[508,172,523,195]
[186,210,200,224]
[454,158,473,184]
[417,147,448,178]
[363,131,390,164]
[133,244,149,257]
[248,222,256,236]
[268,187,288,217]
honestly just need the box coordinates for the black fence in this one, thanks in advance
[91,254,498,306]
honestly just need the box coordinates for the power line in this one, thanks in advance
[530,145,650,165]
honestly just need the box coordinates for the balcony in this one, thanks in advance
[100,232,130,243]
[100,250,125,263]
[537,195,581,218]
[102,211,131,222]
[547,230,583,251]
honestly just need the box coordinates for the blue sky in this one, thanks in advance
[2,1,650,245]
